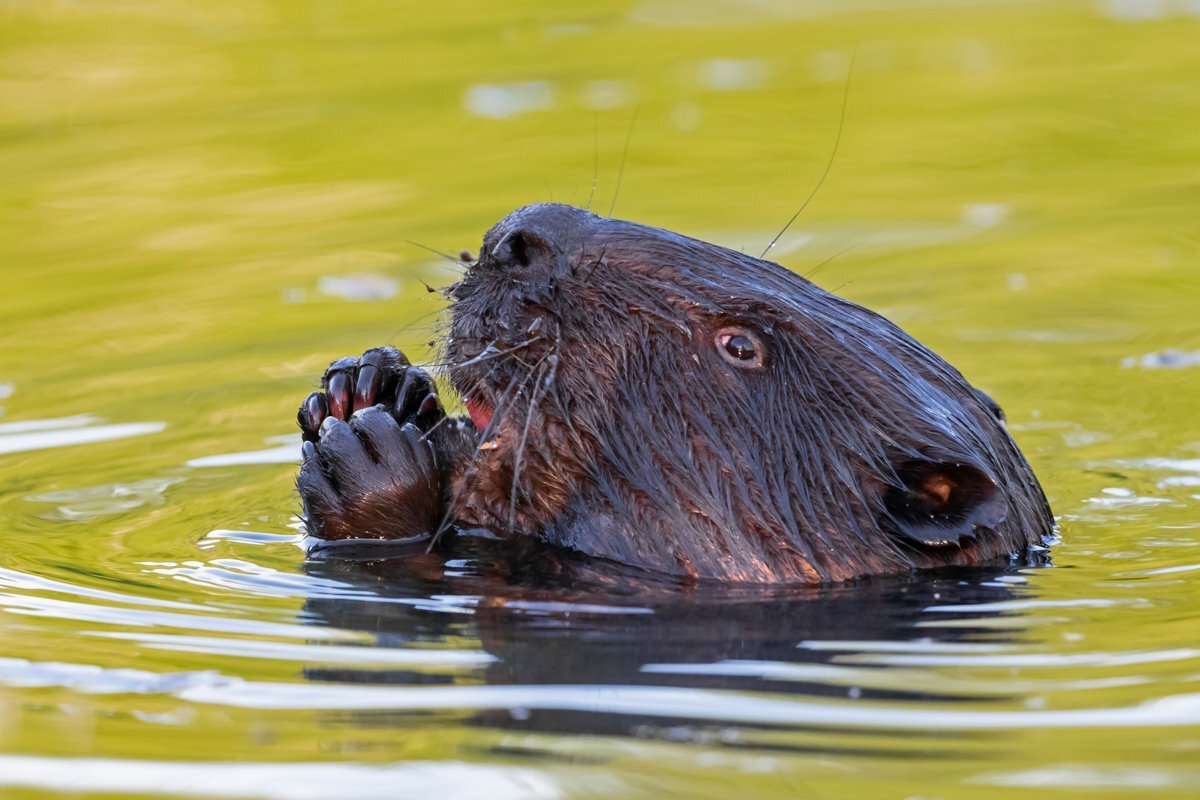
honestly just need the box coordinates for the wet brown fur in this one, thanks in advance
[431,203,1054,583]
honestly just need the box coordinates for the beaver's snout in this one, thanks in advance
[476,203,596,275]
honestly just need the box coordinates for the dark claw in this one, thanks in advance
[323,356,361,379]
[299,392,328,441]
[417,393,440,416]
[361,346,410,370]
[415,392,444,429]
[327,371,352,420]
[395,367,434,422]
[354,365,381,412]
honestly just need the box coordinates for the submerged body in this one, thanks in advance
[297,204,1054,583]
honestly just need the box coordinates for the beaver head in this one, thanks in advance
[444,203,1053,583]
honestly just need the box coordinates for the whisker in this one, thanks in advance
[608,105,639,217]
[580,244,608,283]
[804,237,867,280]
[406,240,466,267]
[426,372,526,552]
[545,343,576,439]
[384,305,449,346]
[508,354,553,531]
[760,47,856,260]
[456,336,545,369]
[418,279,455,299]
[586,114,599,212]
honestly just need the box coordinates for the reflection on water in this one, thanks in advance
[0,755,563,800]
[2,0,1200,797]
[0,415,166,455]
[186,435,302,468]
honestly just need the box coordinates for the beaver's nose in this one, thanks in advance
[488,227,556,271]
[480,202,595,273]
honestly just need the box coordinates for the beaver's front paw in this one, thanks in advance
[297,406,440,540]
[297,346,443,442]
[296,347,444,541]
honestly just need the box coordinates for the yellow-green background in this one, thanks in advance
[1,0,1199,797]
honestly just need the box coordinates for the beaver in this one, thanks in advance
[296,203,1054,584]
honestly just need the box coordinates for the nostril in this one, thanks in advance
[508,232,531,268]
[491,229,551,270]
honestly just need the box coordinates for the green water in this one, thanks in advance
[1,0,1199,797]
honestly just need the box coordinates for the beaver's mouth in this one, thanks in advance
[450,329,542,452]
[464,395,494,432]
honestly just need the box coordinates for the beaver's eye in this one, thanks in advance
[724,334,755,359]
[715,327,765,368]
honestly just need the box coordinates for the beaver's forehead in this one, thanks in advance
[479,203,892,345]
[603,233,817,292]
[590,240,829,321]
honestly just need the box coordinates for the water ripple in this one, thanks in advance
[179,682,1200,728]
[834,649,1200,669]
[640,658,1151,694]
[88,632,497,667]
[0,592,364,640]
[2,656,1198,730]
[971,764,1198,789]
[0,755,562,800]
[0,567,205,611]
[0,415,165,455]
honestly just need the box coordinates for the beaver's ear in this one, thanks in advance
[881,459,1007,547]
